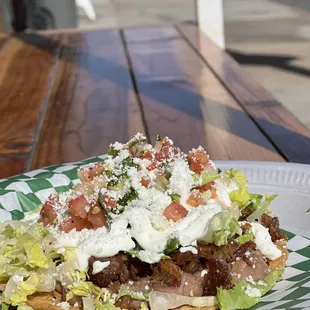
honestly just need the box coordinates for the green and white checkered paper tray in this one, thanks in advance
[0,157,310,310]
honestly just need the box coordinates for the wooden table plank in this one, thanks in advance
[0,37,7,51]
[123,26,284,161]
[177,23,310,164]
[0,34,59,179]
[30,29,145,170]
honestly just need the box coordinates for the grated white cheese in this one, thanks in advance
[244,286,262,298]
[168,158,194,208]
[245,275,256,285]
[56,301,71,310]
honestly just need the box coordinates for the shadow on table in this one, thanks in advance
[228,49,310,79]
[11,31,310,162]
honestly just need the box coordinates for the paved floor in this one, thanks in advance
[224,0,310,128]
[78,0,310,128]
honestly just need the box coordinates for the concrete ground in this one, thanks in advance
[77,0,310,128]
[224,0,310,129]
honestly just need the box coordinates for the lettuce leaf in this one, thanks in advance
[193,171,220,187]
[17,233,49,269]
[140,304,149,310]
[224,169,248,186]
[33,224,50,239]
[126,250,170,264]
[67,281,108,302]
[17,304,34,310]
[234,231,254,244]
[217,267,284,310]
[117,286,148,301]
[199,211,240,246]
[247,194,277,222]
[9,273,43,306]
[229,185,250,210]
[95,303,121,310]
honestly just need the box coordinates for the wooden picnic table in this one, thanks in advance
[1,24,310,179]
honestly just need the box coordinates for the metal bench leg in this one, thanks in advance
[197,0,225,49]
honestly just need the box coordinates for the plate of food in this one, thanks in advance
[0,134,309,310]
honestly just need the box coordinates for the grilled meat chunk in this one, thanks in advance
[261,214,288,242]
[88,254,130,287]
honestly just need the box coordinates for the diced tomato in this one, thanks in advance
[193,182,217,199]
[194,181,214,192]
[68,195,89,219]
[155,139,181,162]
[188,148,210,173]
[87,205,107,229]
[210,187,217,199]
[78,162,104,183]
[102,195,117,211]
[147,161,158,171]
[59,216,90,232]
[141,150,153,160]
[186,191,206,208]
[40,196,57,226]
[141,177,151,188]
[164,202,188,222]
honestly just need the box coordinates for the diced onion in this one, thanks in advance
[155,140,163,152]
[149,291,218,310]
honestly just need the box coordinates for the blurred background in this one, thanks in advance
[1,0,309,128]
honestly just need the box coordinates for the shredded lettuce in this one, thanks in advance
[126,250,170,264]
[224,169,248,186]
[229,185,251,211]
[164,238,180,255]
[17,304,34,310]
[0,222,53,285]
[95,303,121,310]
[199,211,240,246]
[193,171,220,187]
[9,273,43,306]
[75,284,119,310]
[1,302,10,310]
[247,194,277,222]
[140,303,149,310]
[117,285,148,301]
[217,267,284,310]
[67,281,108,301]
[17,233,49,269]
[169,194,181,203]
[234,231,254,244]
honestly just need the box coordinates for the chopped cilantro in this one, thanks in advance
[117,187,138,209]
[98,192,112,230]
[128,138,147,147]
[121,156,139,169]
[107,147,119,158]
[156,135,162,141]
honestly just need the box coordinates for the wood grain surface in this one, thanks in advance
[30,29,145,170]
[123,26,284,161]
[4,24,308,179]
[0,34,59,178]
[177,24,310,164]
